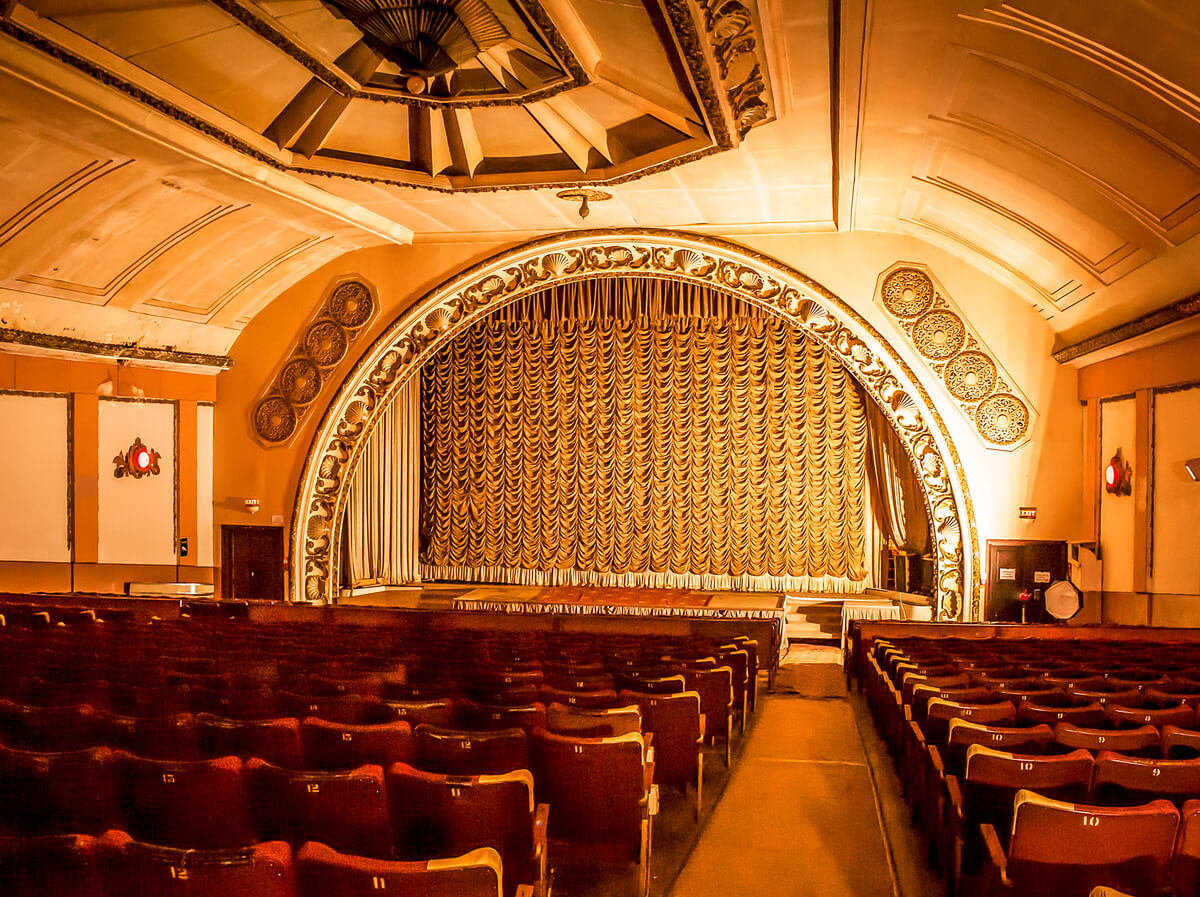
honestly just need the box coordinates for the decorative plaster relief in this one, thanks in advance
[252,278,376,446]
[877,263,1035,450]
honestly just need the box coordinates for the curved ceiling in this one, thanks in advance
[0,0,1198,359]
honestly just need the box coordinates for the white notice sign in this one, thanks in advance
[999,568,1017,581]
[1033,571,1051,584]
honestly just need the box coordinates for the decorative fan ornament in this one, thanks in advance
[113,437,161,478]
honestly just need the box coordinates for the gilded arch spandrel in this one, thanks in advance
[291,231,982,620]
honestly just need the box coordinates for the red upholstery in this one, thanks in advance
[0,744,120,835]
[296,841,507,897]
[0,833,102,897]
[414,725,529,776]
[246,758,392,859]
[301,717,414,770]
[618,690,701,791]
[97,711,200,761]
[385,699,459,729]
[457,701,547,733]
[116,753,253,849]
[1053,723,1160,758]
[1091,752,1200,807]
[0,699,98,751]
[197,713,304,767]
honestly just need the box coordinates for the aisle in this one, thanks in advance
[667,657,940,897]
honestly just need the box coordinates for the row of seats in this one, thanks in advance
[0,605,765,896]
[1,831,529,897]
[854,632,1200,897]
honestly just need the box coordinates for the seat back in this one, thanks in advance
[618,690,702,786]
[414,725,529,776]
[275,691,365,725]
[528,727,646,857]
[97,711,199,760]
[0,744,119,835]
[944,720,1053,778]
[388,762,537,892]
[246,757,392,859]
[546,703,642,738]
[1053,723,1160,758]
[962,745,1093,841]
[301,717,414,770]
[98,830,295,897]
[1164,726,1200,759]
[197,713,304,768]
[1091,752,1200,807]
[296,841,503,897]
[117,753,253,848]
[924,698,1015,747]
[1106,702,1195,730]
[0,833,102,897]
[1006,790,1178,897]
[457,700,546,733]
[1017,701,1106,728]
[1171,800,1200,897]
[0,700,98,751]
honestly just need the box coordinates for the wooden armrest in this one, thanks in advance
[533,802,549,853]
[944,774,964,821]
[643,758,656,794]
[928,744,944,777]
[699,713,706,740]
[516,885,535,897]
[644,732,654,753]
[979,823,1010,888]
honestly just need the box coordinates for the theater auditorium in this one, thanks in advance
[0,1,1198,895]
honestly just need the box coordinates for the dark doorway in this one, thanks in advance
[220,525,285,601]
[986,539,1068,622]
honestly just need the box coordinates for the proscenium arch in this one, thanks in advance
[291,229,982,620]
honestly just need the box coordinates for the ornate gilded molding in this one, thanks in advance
[291,231,981,621]
[1053,289,1200,364]
[0,327,231,370]
[252,278,376,446]
[876,263,1036,451]
[697,0,774,138]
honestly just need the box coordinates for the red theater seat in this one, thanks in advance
[457,700,546,733]
[246,758,392,859]
[0,833,102,897]
[618,690,703,814]
[0,744,120,835]
[197,713,304,768]
[116,753,254,849]
[414,725,529,776]
[546,702,642,738]
[98,829,295,897]
[1052,723,1160,758]
[296,841,527,897]
[979,790,1178,897]
[97,711,200,761]
[0,699,98,751]
[388,762,547,897]
[1091,752,1200,807]
[301,717,414,770]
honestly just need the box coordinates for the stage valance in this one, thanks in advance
[419,277,868,590]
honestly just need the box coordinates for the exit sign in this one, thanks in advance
[1018,507,1037,520]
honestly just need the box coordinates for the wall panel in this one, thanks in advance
[1153,387,1200,595]
[0,393,70,562]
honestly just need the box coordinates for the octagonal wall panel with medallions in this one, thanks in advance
[876,262,1036,451]
[252,277,377,446]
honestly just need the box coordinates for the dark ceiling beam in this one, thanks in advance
[1054,291,1200,364]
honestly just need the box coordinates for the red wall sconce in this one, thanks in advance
[1105,448,1132,496]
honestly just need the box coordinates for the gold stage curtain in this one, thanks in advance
[420,278,868,590]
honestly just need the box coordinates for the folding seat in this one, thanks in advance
[116,753,254,849]
[468,682,542,707]
[713,645,751,732]
[900,670,972,707]
[910,684,994,728]
[0,833,102,897]
[537,685,622,709]
[611,671,686,694]
[680,665,734,764]
[0,744,120,835]
[546,702,642,738]
[1106,702,1195,730]
[1171,800,1200,896]
[528,727,656,894]
[728,635,760,710]
[97,829,295,897]
[0,699,98,751]
[1145,685,1200,709]
[922,698,1016,748]
[301,717,414,770]
[96,711,200,760]
[943,746,1093,892]
[247,758,393,859]
[297,841,530,897]
[1053,723,1160,758]
[388,762,547,897]
[1067,685,1145,708]
[991,685,1066,706]
[109,682,188,717]
[309,673,386,699]
[381,679,462,702]
[197,713,304,768]
[17,676,110,710]
[1090,751,1200,808]
[1017,700,1107,728]
[1164,726,1200,759]
[978,790,1178,897]
[943,720,1054,779]
[618,689,703,815]
[386,698,460,728]
[414,724,529,776]
[457,700,546,733]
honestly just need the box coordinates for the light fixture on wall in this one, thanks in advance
[244,498,261,514]
[1186,458,1200,482]
[556,188,612,220]
[1105,448,1132,496]
[113,437,161,478]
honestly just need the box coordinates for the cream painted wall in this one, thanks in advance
[1152,387,1200,595]
[1099,398,1136,593]
[196,402,214,568]
[97,398,176,566]
[215,230,1087,608]
[0,393,70,562]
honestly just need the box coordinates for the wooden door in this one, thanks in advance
[220,525,284,601]
[986,540,1068,622]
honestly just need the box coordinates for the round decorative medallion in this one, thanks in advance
[281,358,322,405]
[944,351,997,402]
[255,396,296,443]
[975,393,1029,445]
[912,310,966,360]
[304,320,348,367]
[881,268,935,319]
[328,281,373,329]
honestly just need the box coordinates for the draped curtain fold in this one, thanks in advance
[419,277,870,591]
[862,393,930,561]
[345,372,421,586]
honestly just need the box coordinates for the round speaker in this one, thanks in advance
[1044,580,1081,621]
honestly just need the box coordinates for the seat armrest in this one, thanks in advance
[699,713,706,740]
[644,732,654,754]
[516,886,535,897]
[533,802,549,853]
[944,774,964,821]
[979,823,1011,889]
[643,757,656,794]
